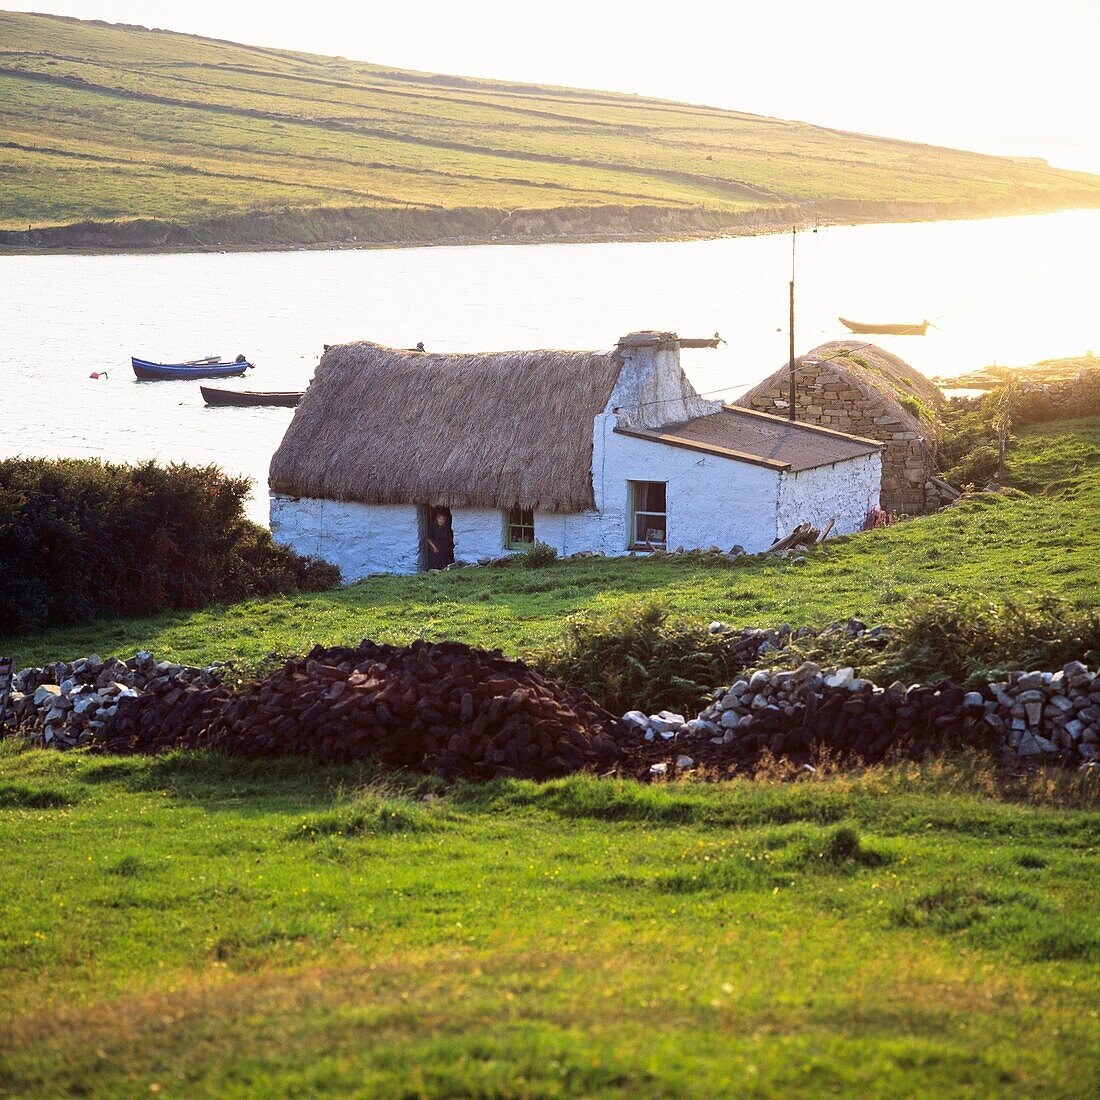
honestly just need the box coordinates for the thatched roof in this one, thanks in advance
[269,341,623,512]
[738,341,944,434]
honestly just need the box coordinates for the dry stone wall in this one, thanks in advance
[949,369,1100,419]
[5,639,1097,779]
[5,652,226,748]
[741,360,937,515]
[624,658,1099,775]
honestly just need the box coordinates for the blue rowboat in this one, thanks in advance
[131,356,252,380]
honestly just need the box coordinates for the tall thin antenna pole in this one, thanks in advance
[788,227,796,422]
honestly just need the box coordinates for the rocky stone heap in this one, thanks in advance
[96,640,623,779]
[7,641,1096,782]
[621,660,1100,775]
[5,652,226,748]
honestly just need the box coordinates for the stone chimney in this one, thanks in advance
[610,331,722,430]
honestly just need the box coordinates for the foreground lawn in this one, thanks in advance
[0,745,1097,1097]
[4,418,1097,670]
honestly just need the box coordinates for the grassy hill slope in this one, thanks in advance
[3,11,1100,250]
[1,434,1098,1095]
[3,417,1096,670]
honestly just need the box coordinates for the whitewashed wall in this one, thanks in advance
[451,508,507,562]
[610,341,720,429]
[530,509,604,558]
[270,497,513,578]
[587,412,783,554]
[776,452,881,538]
[270,496,421,579]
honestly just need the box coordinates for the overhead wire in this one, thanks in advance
[612,225,1051,416]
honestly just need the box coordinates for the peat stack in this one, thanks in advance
[99,640,622,779]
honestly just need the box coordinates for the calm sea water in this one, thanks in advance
[3,210,1097,522]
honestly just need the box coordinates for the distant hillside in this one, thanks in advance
[2,11,1099,251]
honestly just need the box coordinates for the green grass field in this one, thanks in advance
[1,747,1097,1097]
[3,417,1096,672]
[2,11,1099,248]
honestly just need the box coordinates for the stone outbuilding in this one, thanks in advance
[268,332,882,579]
[738,341,945,515]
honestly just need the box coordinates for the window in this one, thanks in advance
[505,507,535,550]
[629,481,667,549]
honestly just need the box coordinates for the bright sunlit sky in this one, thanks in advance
[7,0,1100,172]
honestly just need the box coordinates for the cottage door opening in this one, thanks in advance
[422,505,455,571]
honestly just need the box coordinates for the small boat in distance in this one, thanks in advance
[131,355,253,380]
[838,317,930,336]
[200,386,303,408]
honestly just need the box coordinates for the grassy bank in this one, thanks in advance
[2,12,1099,251]
[1,745,1098,1097]
[3,418,1096,672]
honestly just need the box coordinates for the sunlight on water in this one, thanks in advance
[3,210,1097,522]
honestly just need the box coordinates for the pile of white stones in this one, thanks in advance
[623,659,1100,767]
[5,652,226,748]
[982,663,1100,759]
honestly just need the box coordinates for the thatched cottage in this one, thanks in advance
[738,342,945,515]
[268,333,882,578]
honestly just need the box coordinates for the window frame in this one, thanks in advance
[505,506,535,551]
[628,480,668,550]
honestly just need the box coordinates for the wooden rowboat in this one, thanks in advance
[201,386,303,408]
[132,356,252,380]
[838,317,930,336]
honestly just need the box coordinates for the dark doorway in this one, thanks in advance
[421,505,455,570]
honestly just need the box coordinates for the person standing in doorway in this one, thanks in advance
[423,507,455,570]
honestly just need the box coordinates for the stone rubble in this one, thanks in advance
[5,652,226,748]
[5,640,1097,781]
[625,659,1100,772]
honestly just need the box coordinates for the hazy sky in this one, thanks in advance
[8,0,1100,170]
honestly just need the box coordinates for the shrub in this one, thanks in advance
[939,400,1002,477]
[0,457,339,633]
[945,442,1001,487]
[877,594,1100,684]
[748,592,1098,687]
[520,540,558,569]
[535,599,745,716]
[897,394,933,421]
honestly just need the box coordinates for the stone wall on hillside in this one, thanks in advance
[6,640,1097,775]
[950,369,1100,420]
[740,359,938,516]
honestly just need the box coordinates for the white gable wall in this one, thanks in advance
[585,412,781,553]
[269,496,421,578]
[776,452,882,539]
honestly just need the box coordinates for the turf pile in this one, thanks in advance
[97,640,623,778]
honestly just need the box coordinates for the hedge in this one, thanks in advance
[0,458,339,633]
